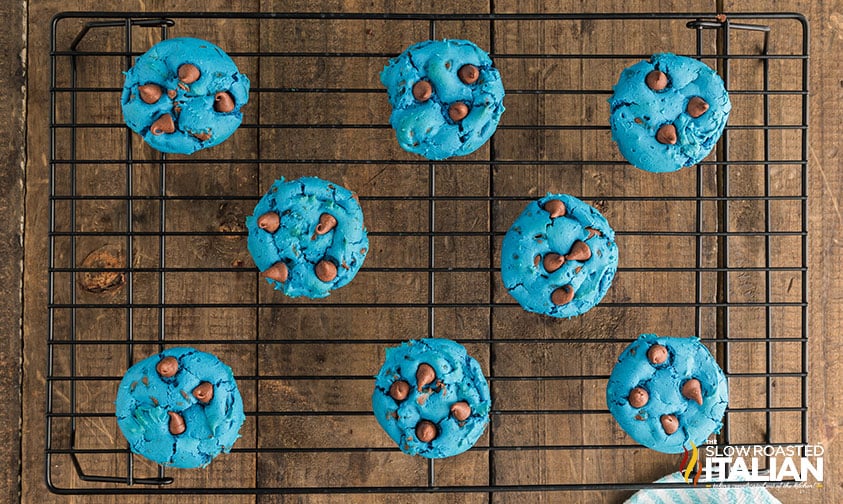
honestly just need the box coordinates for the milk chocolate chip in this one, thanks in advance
[416,363,436,391]
[681,378,703,405]
[214,92,235,113]
[192,131,212,142]
[156,356,178,378]
[628,387,649,408]
[647,344,669,365]
[263,262,288,283]
[450,401,471,421]
[168,411,186,435]
[178,63,201,84]
[646,70,668,91]
[412,81,432,101]
[551,285,575,305]
[389,380,410,401]
[566,240,592,262]
[192,382,214,403]
[167,89,177,99]
[315,213,337,235]
[687,96,710,118]
[543,199,567,218]
[257,212,280,233]
[656,124,678,145]
[138,84,163,104]
[543,253,565,273]
[458,64,480,84]
[449,102,469,122]
[150,114,175,135]
[415,420,438,442]
[660,414,679,435]
[315,260,338,282]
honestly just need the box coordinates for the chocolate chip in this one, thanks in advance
[543,253,565,273]
[315,260,338,282]
[214,92,236,113]
[565,240,592,262]
[543,199,566,218]
[585,227,602,239]
[458,64,480,84]
[660,414,679,435]
[656,124,678,145]
[178,63,201,84]
[192,131,212,142]
[262,262,289,283]
[416,363,436,391]
[682,378,703,405]
[645,70,668,91]
[167,89,177,99]
[315,213,337,235]
[448,102,469,122]
[257,211,280,233]
[150,114,175,136]
[168,411,186,435]
[412,81,432,101]
[450,401,471,421]
[389,380,410,401]
[687,96,710,118]
[156,356,178,378]
[192,382,214,403]
[551,285,575,305]
[628,387,649,408]
[647,344,669,365]
[138,83,163,104]
[415,420,438,442]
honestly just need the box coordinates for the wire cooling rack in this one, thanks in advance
[48,11,809,496]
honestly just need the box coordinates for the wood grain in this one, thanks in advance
[19,2,843,504]
[0,0,25,502]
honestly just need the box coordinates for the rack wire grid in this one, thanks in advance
[47,11,809,497]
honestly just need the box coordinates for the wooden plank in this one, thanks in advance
[719,3,837,503]
[21,2,842,504]
[489,2,715,503]
[255,2,491,499]
[0,0,25,502]
[25,1,260,503]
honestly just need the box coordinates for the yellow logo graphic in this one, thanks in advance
[680,442,700,485]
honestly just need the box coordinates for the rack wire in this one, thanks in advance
[48,11,809,497]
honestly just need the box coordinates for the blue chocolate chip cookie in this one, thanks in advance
[115,347,246,468]
[606,334,729,454]
[246,177,369,299]
[500,193,619,318]
[372,338,491,458]
[609,53,731,173]
[121,37,250,154]
[380,39,505,160]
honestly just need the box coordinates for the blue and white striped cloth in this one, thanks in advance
[625,472,781,504]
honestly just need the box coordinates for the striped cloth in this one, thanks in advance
[625,472,782,504]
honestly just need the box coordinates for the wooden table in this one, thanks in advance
[5,1,841,503]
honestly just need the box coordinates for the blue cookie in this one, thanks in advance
[608,53,731,173]
[500,194,619,318]
[372,338,491,459]
[380,39,505,160]
[115,347,246,468]
[606,334,729,454]
[121,37,250,154]
[246,177,369,299]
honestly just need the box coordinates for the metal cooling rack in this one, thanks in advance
[48,11,809,496]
